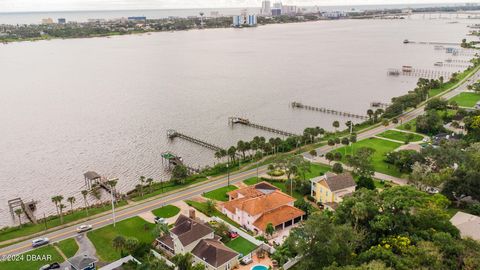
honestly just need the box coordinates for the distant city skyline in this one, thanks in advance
[0,0,478,13]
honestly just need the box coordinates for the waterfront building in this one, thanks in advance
[57,18,66,24]
[128,16,147,21]
[221,181,305,234]
[271,9,282,16]
[41,18,54,24]
[232,14,257,27]
[310,172,356,211]
[322,11,347,19]
[155,211,239,270]
[282,5,297,15]
[261,0,271,16]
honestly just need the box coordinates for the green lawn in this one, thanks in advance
[333,138,402,177]
[0,245,64,270]
[151,205,180,218]
[131,177,208,202]
[378,130,424,142]
[397,119,417,132]
[185,200,242,229]
[429,66,476,97]
[203,186,238,202]
[87,216,155,262]
[0,201,127,244]
[57,238,79,258]
[225,236,257,256]
[450,92,480,108]
[243,177,259,186]
[304,163,331,179]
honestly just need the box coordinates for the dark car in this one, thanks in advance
[39,262,60,270]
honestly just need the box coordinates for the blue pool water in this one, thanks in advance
[251,265,268,270]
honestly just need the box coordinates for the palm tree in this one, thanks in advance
[112,235,126,252]
[332,120,340,132]
[89,184,102,203]
[172,253,195,270]
[152,223,170,238]
[138,176,145,197]
[265,223,275,237]
[14,208,23,227]
[51,195,62,217]
[227,146,237,163]
[341,137,350,156]
[81,190,89,216]
[67,196,76,213]
[59,203,66,224]
[367,109,374,119]
[146,178,154,194]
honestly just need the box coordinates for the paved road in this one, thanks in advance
[0,166,268,257]
[1,68,479,259]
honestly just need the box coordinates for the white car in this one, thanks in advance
[76,224,93,233]
[32,237,49,247]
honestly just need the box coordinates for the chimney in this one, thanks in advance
[189,209,196,220]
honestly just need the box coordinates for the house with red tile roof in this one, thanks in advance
[221,181,305,234]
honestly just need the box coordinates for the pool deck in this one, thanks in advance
[237,254,273,270]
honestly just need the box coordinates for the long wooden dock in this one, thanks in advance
[387,68,452,79]
[291,102,369,120]
[404,40,461,46]
[167,129,224,152]
[228,117,298,137]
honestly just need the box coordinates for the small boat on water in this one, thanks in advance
[403,39,410,44]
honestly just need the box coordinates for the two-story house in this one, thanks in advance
[310,172,356,210]
[222,182,305,234]
[155,210,239,270]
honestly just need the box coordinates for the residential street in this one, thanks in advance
[0,67,478,258]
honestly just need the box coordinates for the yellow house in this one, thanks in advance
[310,172,356,210]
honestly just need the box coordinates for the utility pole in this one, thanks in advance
[227,162,230,187]
[109,178,118,227]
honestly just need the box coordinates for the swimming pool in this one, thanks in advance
[251,265,268,270]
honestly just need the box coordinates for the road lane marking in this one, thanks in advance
[0,167,265,256]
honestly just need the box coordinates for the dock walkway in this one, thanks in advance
[228,117,298,137]
[291,101,368,120]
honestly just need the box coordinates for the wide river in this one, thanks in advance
[0,16,476,226]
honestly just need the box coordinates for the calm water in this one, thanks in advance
[0,16,475,226]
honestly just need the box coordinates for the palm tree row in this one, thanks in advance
[214,127,326,163]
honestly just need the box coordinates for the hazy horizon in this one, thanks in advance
[0,0,478,13]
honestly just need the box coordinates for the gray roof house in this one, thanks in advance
[450,211,480,241]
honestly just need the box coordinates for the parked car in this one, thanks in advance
[32,238,49,248]
[76,224,93,233]
[229,231,239,239]
[154,217,167,224]
[426,187,440,194]
[39,262,60,270]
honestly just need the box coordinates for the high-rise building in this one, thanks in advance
[271,9,282,16]
[233,14,257,27]
[57,18,66,24]
[261,1,271,16]
[282,5,297,15]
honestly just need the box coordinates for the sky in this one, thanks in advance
[0,0,477,12]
